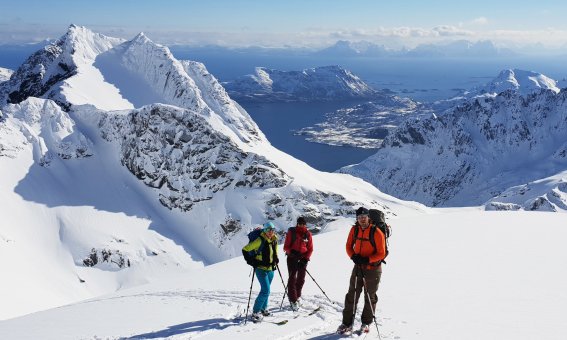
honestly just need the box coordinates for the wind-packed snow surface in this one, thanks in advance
[0,25,424,319]
[1,211,566,340]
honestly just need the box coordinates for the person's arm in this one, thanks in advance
[345,227,355,258]
[302,231,313,260]
[369,228,387,264]
[283,230,292,254]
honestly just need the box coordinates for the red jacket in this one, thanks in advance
[346,223,386,268]
[283,225,313,260]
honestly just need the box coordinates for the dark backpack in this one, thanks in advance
[246,227,265,256]
[369,209,391,239]
[352,209,391,264]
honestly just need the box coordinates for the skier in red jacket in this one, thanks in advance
[283,216,313,311]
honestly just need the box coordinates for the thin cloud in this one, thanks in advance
[471,17,489,25]
[2,24,567,50]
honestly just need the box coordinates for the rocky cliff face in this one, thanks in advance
[340,89,567,207]
[100,104,291,212]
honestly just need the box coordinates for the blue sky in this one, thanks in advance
[1,0,567,47]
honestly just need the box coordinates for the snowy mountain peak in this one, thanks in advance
[473,68,559,96]
[130,32,152,45]
[1,27,263,144]
[59,24,124,64]
[0,25,122,107]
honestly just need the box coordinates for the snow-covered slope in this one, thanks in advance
[0,26,425,319]
[223,65,380,102]
[2,211,566,340]
[0,67,13,82]
[340,89,567,207]
[485,170,567,211]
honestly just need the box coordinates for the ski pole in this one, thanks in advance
[244,267,255,325]
[275,264,292,310]
[279,280,289,310]
[359,268,382,340]
[305,268,335,304]
[351,265,360,325]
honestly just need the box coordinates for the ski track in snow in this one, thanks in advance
[90,289,399,339]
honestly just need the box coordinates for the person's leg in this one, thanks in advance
[261,270,275,311]
[341,266,363,326]
[287,256,299,302]
[295,264,307,300]
[253,269,271,313]
[360,268,381,325]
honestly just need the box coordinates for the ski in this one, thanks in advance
[307,306,321,315]
[264,319,289,325]
[293,306,321,319]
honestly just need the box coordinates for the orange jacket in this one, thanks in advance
[345,224,386,267]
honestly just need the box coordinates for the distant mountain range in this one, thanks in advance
[223,65,386,102]
[317,39,517,58]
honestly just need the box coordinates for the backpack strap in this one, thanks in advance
[289,227,296,245]
[351,225,377,252]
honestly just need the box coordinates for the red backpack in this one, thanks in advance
[288,227,310,253]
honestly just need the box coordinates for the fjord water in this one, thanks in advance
[240,101,378,172]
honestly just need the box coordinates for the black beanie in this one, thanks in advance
[297,217,307,225]
[356,207,369,216]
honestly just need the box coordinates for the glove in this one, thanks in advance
[351,254,361,264]
[275,257,280,265]
[351,254,370,265]
[298,258,309,268]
